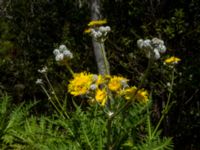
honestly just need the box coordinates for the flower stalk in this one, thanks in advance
[152,67,175,137]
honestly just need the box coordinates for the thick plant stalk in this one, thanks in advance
[90,0,110,75]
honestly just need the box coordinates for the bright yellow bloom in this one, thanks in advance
[68,72,93,96]
[88,19,107,27]
[136,89,149,103]
[164,56,181,65]
[95,88,107,106]
[122,86,137,100]
[122,86,149,103]
[108,76,128,92]
[84,28,92,34]
[96,75,105,86]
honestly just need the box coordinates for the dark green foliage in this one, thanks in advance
[0,94,37,148]
[0,93,173,149]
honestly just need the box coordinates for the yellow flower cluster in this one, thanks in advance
[122,86,149,103]
[164,56,181,65]
[95,88,107,106]
[84,28,92,34]
[68,72,149,106]
[68,72,93,96]
[88,19,107,27]
[108,76,128,92]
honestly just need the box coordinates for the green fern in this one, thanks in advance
[0,94,38,147]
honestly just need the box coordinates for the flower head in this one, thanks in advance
[137,37,167,60]
[85,19,110,42]
[122,86,149,103]
[95,75,105,86]
[84,28,92,34]
[108,76,128,92]
[36,79,43,85]
[68,72,93,96]
[88,19,107,27]
[95,88,107,106]
[136,89,149,103]
[53,44,73,62]
[164,56,181,65]
[38,66,48,74]
[122,86,137,100]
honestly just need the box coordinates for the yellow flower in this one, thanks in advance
[122,86,137,100]
[88,19,107,27]
[96,75,105,86]
[122,86,149,103]
[68,72,93,96]
[108,76,128,92]
[136,89,149,103]
[164,56,181,65]
[95,88,107,106]
[84,28,92,34]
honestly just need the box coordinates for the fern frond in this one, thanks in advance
[138,137,174,150]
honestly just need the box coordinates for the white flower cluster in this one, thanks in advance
[38,66,48,74]
[90,26,111,42]
[53,45,73,62]
[36,79,43,85]
[137,38,166,60]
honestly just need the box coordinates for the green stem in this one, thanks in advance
[107,117,112,150]
[147,103,152,141]
[152,67,175,137]
[111,58,153,119]
[44,74,70,119]
[138,57,153,89]
[66,63,74,76]
[40,85,64,118]
[105,58,153,149]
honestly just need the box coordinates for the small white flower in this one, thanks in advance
[36,79,43,84]
[93,32,99,39]
[53,49,60,56]
[96,31,102,37]
[152,38,164,46]
[158,44,166,54]
[55,53,64,61]
[105,26,111,32]
[59,44,67,52]
[99,26,106,32]
[108,111,114,117]
[90,84,98,90]
[38,66,48,74]
[90,29,96,35]
[63,50,73,59]
[143,39,152,50]
[137,39,144,49]
[166,82,171,87]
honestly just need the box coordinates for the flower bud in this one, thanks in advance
[158,44,166,54]
[137,39,144,49]
[99,26,106,32]
[53,49,60,56]
[152,38,164,46]
[59,45,67,52]
[105,26,111,32]
[55,53,64,61]
[36,79,43,85]
[63,50,73,59]
[143,39,152,49]
[90,84,98,90]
